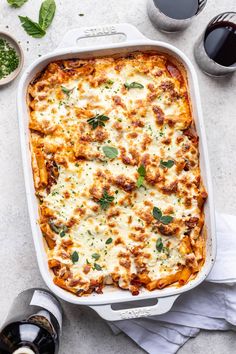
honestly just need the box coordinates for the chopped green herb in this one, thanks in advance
[105,237,113,244]
[71,251,79,264]
[156,237,163,252]
[124,82,144,90]
[87,114,110,129]
[98,191,114,210]
[102,146,118,159]
[94,263,102,271]
[160,160,174,169]
[152,207,173,225]
[0,38,19,79]
[92,253,100,260]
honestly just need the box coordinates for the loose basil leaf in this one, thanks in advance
[102,146,118,159]
[98,191,114,210]
[87,114,110,130]
[39,0,56,31]
[94,263,102,271]
[19,16,46,38]
[156,237,163,252]
[124,82,144,90]
[71,251,79,264]
[160,215,173,225]
[92,253,100,260]
[160,160,175,169]
[7,0,28,7]
[153,207,162,221]
[105,237,113,245]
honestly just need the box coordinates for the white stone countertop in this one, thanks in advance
[0,0,236,353]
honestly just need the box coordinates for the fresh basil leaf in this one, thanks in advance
[102,146,118,159]
[137,176,144,188]
[92,253,100,260]
[124,82,144,90]
[94,263,102,271]
[160,215,173,225]
[105,237,113,244]
[39,0,56,31]
[7,0,28,7]
[153,207,162,221]
[19,16,46,38]
[98,191,114,210]
[156,237,163,252]
[160,160,175,169]
[71,251,79,264]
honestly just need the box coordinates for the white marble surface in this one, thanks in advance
[0,0,236,353]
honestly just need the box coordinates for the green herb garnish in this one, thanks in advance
[102,146,118,159]
[160,160,174,169]
[87,114,110,129]
[137,164,146,188]
[124,82,144,90]
[71,251,79,264]
[92,253,100,260]
[19,0,56,38]
[0,39,19,80]
[48,221,68,236]
[94,263,102,271]
[7,0,28,7]
[61,86,74,97]
[156,237,163,252]
[153,207,173,225]
[98,191,114,210]
[105,237,113,244]
[19,16,46,38]
[39,0,56,31]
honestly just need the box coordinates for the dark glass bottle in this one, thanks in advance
[0,288,63,354]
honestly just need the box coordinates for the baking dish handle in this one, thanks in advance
[89,295,179,321]
[57,23,147,49]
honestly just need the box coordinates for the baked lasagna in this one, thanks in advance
[28,52,207,296]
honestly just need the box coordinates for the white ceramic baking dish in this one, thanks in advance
[17,23,216,321]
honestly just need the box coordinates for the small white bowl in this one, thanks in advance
[0,31,24,86]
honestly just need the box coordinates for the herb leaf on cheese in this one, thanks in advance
[102,146,118,159]
[87,114,110,129]
[71,251,79,264]
[160,160,175,169]
[153,207,173,225]
[98,191,114,210]
[137,164,146,188]
[124,82,144,90]
[156,237,163,252]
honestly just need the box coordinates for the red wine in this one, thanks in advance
[204,22,236,67]
[153,0,199,20]
[0,289,62,354]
